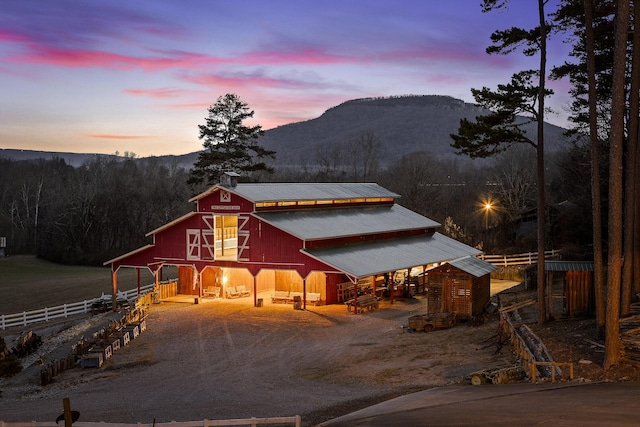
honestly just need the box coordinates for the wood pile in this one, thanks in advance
[499,300,572,382]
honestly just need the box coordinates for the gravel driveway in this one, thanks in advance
[0,295,514,426]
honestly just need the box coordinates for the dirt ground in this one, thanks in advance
[1,284,639,426]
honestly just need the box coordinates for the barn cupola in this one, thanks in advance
[220,171,240,187]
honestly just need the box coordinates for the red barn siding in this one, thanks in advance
[196,188,255,214]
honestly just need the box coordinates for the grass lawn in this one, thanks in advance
[0,255,161,314]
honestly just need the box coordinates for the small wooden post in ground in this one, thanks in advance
[56,397,79,426]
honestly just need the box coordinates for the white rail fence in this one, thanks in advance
[0,282,166,331]
[0,417,302,427]
[478,249,561,267]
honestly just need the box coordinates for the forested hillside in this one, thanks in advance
[259,95,570,168]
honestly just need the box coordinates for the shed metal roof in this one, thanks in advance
[193,182,400,203]
[448,256,498,277]
[304,232,481,278]
[545,260,595,272]
[256,204,439,240]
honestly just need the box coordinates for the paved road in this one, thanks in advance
[318,382,640,426]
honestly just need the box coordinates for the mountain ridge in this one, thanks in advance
[0,95,570,170]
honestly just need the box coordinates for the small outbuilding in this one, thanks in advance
[425,256,497,319]
[545,260,594,319]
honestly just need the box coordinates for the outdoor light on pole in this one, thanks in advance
[484,202,492,229]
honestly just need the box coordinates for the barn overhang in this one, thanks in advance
[103,244,158,272]
[303,232,482,280]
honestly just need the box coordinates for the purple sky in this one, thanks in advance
[0,0,571,157]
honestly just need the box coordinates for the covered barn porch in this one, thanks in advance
[105,231,487,313]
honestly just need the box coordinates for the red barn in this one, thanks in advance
[105,173,483,309]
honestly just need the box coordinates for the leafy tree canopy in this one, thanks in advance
[189,93,275,186]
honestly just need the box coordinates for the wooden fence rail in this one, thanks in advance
[0,280,176,330]
[500,307,573,383]
[478,249,561,267]
[0,416,302,427]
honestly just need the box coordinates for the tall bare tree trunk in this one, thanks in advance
[584,0,606,338]
[622,0,640,317]
[536,0,548,324]
[605,0,630,369]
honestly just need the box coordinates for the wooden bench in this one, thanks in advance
[271,291,290,303]
[346,294,380,314]
[306,292,321,305]
[226,286,240,299]
[271,291,322,305]
[236,285,251,297]
[203,286,220,298]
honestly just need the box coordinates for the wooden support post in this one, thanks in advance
[353,283,358,314]
[253,275,257,307]
[137,268,141,296]
[303,278,307,310]
[111,270,118,313]
[390,271,395,305]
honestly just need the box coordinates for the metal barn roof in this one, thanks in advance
[256,204,439,240]
[447,256,498,277]
[544,260,595,272]
[196,182,400,203]
[304,232,482,278]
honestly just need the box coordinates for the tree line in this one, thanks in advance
[447,0,640,368]
[0,140,571,265]
[0,155,192,265]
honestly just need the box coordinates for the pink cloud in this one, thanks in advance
[81,134,154,140]
[0,29,30,43]
[181,71,326,91]
[5,43,360,74]
[12,46,215,72]
[123,88,186,99]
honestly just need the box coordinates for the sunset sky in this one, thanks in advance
[0,0,571,157]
